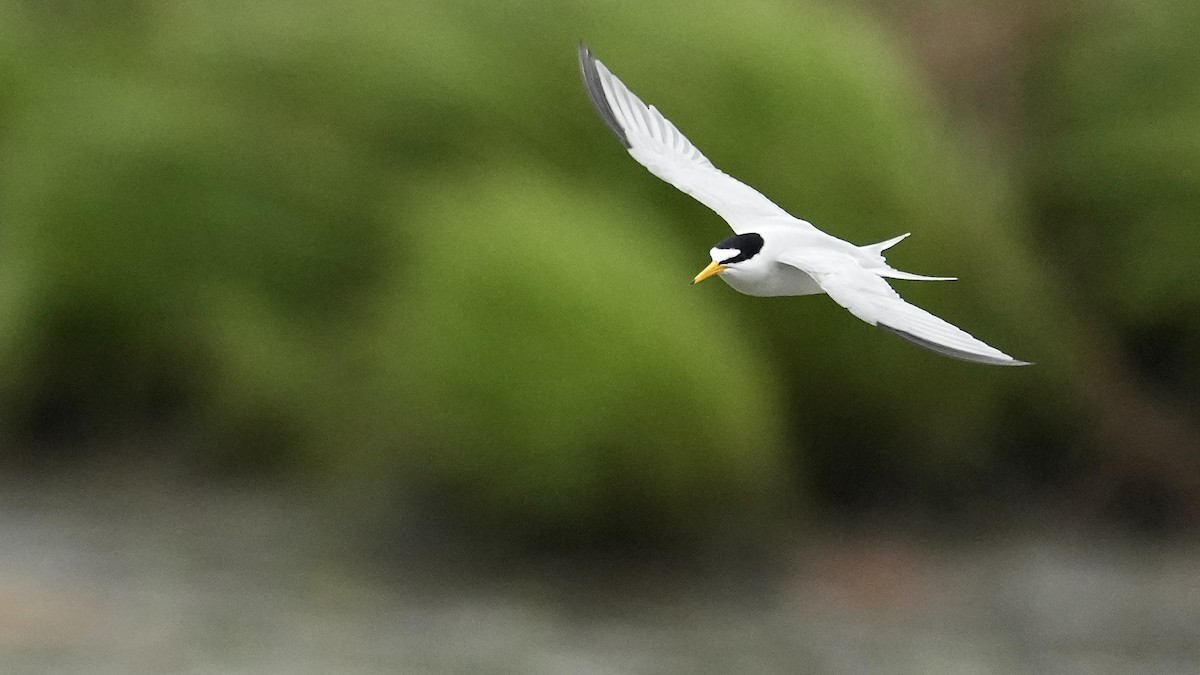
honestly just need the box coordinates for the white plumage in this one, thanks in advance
[579,44,1028,366]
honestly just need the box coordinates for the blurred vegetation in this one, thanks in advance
[0,0,1195,538]
[1029,0,1200,403]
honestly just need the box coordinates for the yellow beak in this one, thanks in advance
[692,260,728,284]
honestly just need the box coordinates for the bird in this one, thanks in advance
[578,43,1029,366]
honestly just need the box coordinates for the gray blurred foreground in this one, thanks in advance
[1,472,1197,675]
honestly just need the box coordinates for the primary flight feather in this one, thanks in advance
[578,43,1028,366]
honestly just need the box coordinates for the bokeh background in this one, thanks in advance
[1,0,1199,672]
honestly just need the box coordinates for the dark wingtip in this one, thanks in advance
[577,42,632,149]
[878,324,1031,367]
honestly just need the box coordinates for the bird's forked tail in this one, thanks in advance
[862,232,911,255]
[862,232,957,282]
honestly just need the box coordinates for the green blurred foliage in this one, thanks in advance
[1028,0,1200,403]
[372,167,790,529]
[0,0,1130,533]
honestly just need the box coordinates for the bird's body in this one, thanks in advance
[715,227,834,297]
[578,43,1028,366]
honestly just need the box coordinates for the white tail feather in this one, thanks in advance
[862,232,910,255]
[862,233,955,281]
[878,268,957,282]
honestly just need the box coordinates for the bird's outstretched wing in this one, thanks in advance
[780,252,1029,366]
[579,43,817,235]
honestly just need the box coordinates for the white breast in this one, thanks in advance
[720,262,826,297]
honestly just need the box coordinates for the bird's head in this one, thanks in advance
[692,232,765,284]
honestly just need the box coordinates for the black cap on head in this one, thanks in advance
[712,233,764,264]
